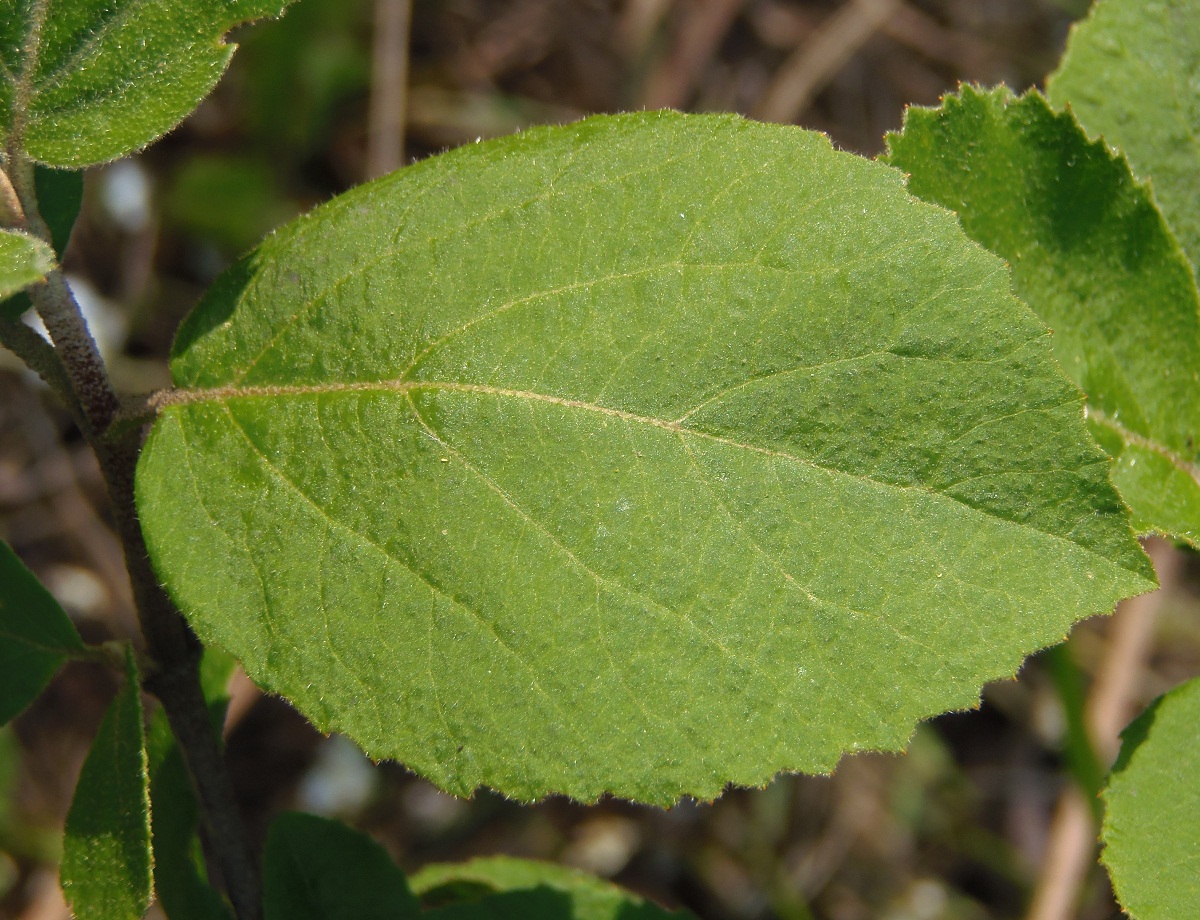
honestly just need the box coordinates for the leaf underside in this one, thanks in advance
[885,86,1200,546]
[0,0,295,167]
[1102,676,1200,920]
[1048,0,1200,276]
[137,111,1152,804]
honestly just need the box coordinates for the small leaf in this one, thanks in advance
[0,228,54,300]
[147,648,237,920]
[1,165,82,319]
[137,111,1153,804]
[0,539,85,725]
[411,856,692,919]
[1048,0,1200,275]
[0,0,296,167]
[885,86,1200,545]
[61,646,152,920]
[262,812,420,920]
[1102,676,1200,919]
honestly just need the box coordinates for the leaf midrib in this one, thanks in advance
[158,378,1134,576]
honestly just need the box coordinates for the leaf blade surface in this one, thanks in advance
[411,856,691,919]
[137,111,1152,803]
[0,228,54,300]
[1102,676,1200,919]
[60,646,151,920]
[0,539,84,725]
[262,812,419,920]
[1048,0,1200,274]
[885,87,1200,545]
[0,0,294,167]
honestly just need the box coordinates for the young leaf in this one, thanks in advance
[0,539,85,725]
[60,645,152,920]
[0,228,54,299]
[885,87,1200,546]
[262,812,420,920]
[1048,0,1200,275]
[147,648,237,920]
[411,856,692,919]
[136,111,1153,804]
[0,0,295,167]
[1102,676,1200,919]
[1,165,82,319]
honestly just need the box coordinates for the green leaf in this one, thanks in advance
[2,165,83,320]
[0,539,85,725]
[147,647,237,920]
[0,0,295,167]
[0,228,54,300]
[885,86,1200,545]
[1102,676,1200,919]
[1048,0,1200,275]
[411,856,691,920]
[262,812,420,920]
[60,645,151,920]
[137,111,1153,804]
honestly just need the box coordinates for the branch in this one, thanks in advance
[366,0,413,180]
[6,151,264,920]
[1025,538,1174,920]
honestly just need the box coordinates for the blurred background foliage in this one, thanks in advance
[2,1,1199,918]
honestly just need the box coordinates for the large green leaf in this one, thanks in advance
[1048,0,1200,274]
[263,812,420,920]
[0,539,84,725]
[411,856,691,919]
[60,646,151,920]
[1102,676,1200,919]
[885,86,1200,545]
[0,0,295,167]
[136,111,1153,804]
[0,228,54,300]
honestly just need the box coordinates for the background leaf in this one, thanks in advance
[411,856,692,919]
[0,229,54,300]
[0,539,84,725]
[885,86,1200,545]
[137,111,1152,804]
[1048,0,1200,275]
[146,647,237,920]
[0,0,296,167]
[1102,676,1200,919]
[262,811,420,920]
[60,645,151,920]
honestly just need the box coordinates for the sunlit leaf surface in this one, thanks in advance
[138,111,1152,803]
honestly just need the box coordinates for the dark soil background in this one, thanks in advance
[3,1,1199,918]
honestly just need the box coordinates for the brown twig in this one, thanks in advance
[639,0,749,110]
[752,0,900,124]
[367,0,413,180]
[1025,537,1175,920]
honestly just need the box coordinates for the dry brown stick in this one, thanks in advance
[1026,537,1176,920]
[618,0,677,59]
[366,0,413,180]
[752,0,900,124]
[639,0,749,111]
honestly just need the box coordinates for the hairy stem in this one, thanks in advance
[8,154,263,920]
